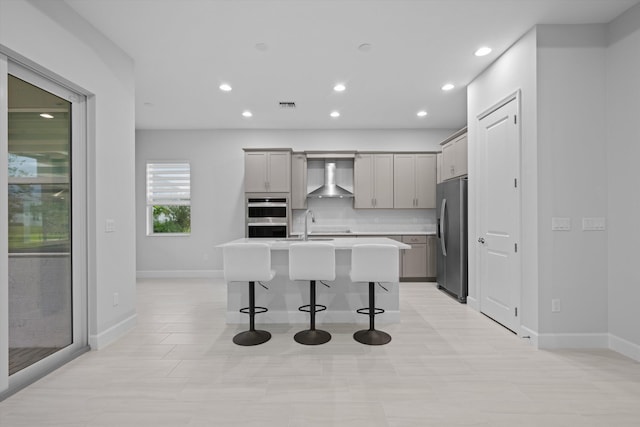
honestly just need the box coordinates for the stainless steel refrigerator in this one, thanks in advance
[436,177,468,303]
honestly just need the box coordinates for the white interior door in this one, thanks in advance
[477,96,521,333]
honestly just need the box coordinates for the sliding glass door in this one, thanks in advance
[1,57,87,395]
[8,73,74,374]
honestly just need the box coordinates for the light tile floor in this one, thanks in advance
[1,278,640,426]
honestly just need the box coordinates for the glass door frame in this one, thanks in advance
[0,54,89,397]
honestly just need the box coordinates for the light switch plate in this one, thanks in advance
[105,219,116,233]
[582,217,606,231]
[551,217,571,231]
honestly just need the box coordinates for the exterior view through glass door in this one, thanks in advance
[7,74,73,374]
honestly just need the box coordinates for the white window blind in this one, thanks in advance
[146,162,191,206]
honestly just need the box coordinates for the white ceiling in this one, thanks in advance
[65,0,638,130]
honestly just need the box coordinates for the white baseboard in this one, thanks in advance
[225,310,400,325]
[537,332,609,349]
[609,333,640,362]
[88,313,137,350]
[136,270,223,279]
[515,328,640,362]
[466,295,479,311]
[519,325,539,348]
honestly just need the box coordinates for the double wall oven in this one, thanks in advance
[246,196,289,238]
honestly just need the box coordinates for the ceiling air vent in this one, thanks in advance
[279,102,296,109]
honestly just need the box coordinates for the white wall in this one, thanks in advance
[606,3,640,360]
[536,25,608,342]
[467,28,539,337]
[1,0,137,349]
[468,21,636,353]
[135,129,453,275]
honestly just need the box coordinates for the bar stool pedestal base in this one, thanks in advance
[233,330,271,346]
[353,329,391,346]
[294,329,331,345]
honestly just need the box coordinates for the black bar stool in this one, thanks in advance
[289,242,335,345]
[350,244,399,345]
[223,242,274,346]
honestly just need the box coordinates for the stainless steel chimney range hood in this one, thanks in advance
[307,160,353,199]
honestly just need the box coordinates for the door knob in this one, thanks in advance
[478,237,485,244]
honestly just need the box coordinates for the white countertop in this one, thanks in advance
[218,237,411,250]
[292,230,436,237]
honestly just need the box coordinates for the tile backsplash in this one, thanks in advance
[291,198,436,234]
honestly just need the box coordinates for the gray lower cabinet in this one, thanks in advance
[387,235,430,281]
[307,234,436,281]
[401,235,427,279]
[426,235,437,279]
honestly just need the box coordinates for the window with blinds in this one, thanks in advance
[146,162,191,235]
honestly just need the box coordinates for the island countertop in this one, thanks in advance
[217,237,411,250]
[219,237,407,325]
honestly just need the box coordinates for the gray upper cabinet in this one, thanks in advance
[441,132,467,181]
[354,153,394,209]
[290,152,307,209]
[244,150,291,193]
[394,153,436,208]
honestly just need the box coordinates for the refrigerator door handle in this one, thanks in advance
[440,198,447,256]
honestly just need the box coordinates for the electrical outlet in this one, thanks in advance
[113,292,119,307]
[582,217,606,231]
[551,299,561,313]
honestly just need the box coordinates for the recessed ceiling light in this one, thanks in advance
[242,110,252,118]
[334,83,346,92]
[441,83,455,91]
[39,113,54,119]
[219,83,232,92]
[417,111,428,117]
[475,46,492,57]
[330,111,340,118]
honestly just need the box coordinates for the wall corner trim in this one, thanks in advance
[609,333,640,362]
[88,314,137,350]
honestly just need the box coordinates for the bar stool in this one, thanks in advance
[350,244,399,345]
[223,242,275,346]
[289,242,335,345]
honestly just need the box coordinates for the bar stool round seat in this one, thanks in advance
[350,244,399,346]
[223,242,275,346]
[289,242,336,345]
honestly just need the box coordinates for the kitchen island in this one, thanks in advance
[218,237,410,324]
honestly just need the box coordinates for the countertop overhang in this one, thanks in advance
[292,230,436,237]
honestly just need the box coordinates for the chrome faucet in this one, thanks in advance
[303,209,315,241]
